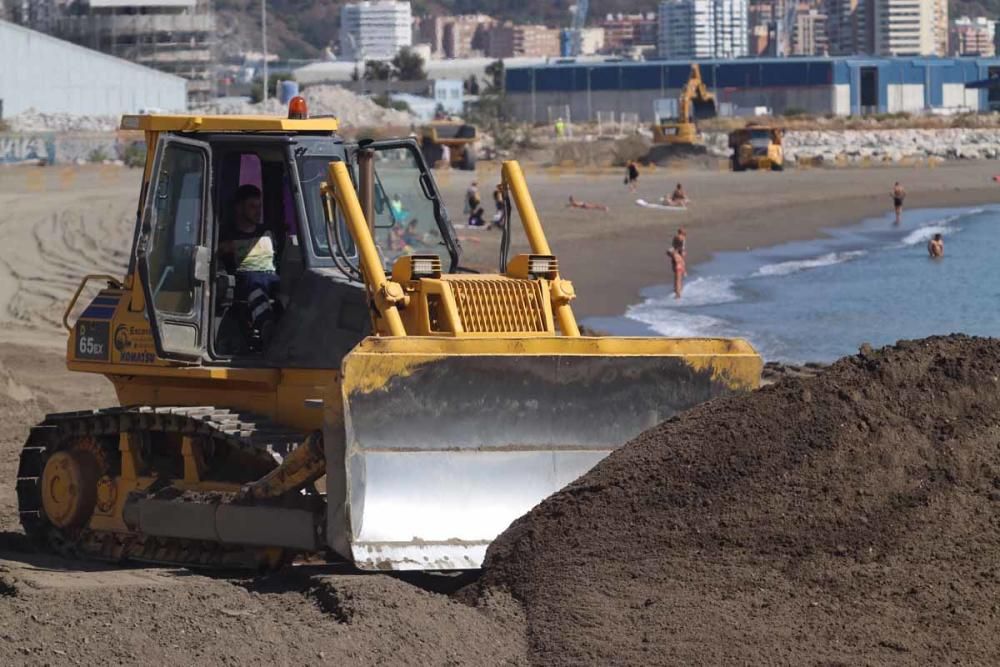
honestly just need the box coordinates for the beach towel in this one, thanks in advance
[635,199,687,211]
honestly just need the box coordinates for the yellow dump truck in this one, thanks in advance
[420,121,477,170]
[729,125,784,171]
[16,98,761,572]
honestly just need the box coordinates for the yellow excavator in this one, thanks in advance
[648,64,717,163]
[15,98,761,571]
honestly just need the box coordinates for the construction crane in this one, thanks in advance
[560,0,590,57]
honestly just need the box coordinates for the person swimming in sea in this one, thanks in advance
[927,233,944,258]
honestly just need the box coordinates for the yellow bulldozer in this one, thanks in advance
[729,124,785,171]
[647,64,717,163]
[420,121,477,170]
[15,98,762,571]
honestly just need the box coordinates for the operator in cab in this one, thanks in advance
[219,184,279,345]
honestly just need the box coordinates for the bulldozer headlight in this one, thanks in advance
[392,254,442,282]
[412,257,438,277]
[528,255,558,277]
[505,254,559,280]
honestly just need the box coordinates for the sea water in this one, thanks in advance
[586,206,1000,363]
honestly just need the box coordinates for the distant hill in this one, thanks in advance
[215,0,658,60]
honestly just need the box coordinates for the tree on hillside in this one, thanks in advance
[485,59,505,95]
[469,59,515,150]
[364,60,392,81]
[392,48,427,81]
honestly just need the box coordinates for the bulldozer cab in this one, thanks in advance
[133,118,458,364]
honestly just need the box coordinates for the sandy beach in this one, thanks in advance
[442,160,1000,318]
[1,160,997,329]
[0,160,998,665]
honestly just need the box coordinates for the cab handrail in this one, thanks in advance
[62,274,124,331]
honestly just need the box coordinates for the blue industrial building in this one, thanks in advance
[504,57,1000,122]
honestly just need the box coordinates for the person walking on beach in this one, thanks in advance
[625,160,640,193]
[892,182,906,225]
[667,247,686,299]
[928,233,944,258]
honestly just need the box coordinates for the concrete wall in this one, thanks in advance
[0,20,186,118]
[0,132,137,165]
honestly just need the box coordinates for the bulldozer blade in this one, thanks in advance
[332,337,761,571]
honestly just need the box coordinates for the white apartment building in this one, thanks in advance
[340,1,412,61]
[658,0,748,59]
[951,16,995,56]
[873,0,936,55]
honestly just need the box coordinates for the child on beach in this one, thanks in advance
[667,247,686,298]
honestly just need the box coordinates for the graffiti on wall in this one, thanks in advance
[0,134,56,164]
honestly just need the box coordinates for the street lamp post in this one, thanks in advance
[262,0,269,105]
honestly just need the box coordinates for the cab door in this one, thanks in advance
[136,136,213,360]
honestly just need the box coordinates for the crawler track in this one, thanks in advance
[15,406,313,569]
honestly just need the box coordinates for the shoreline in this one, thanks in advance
[444,162,1000,321]
[564,184,1000,320]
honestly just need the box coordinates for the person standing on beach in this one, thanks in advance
[667,248,686,299]
[491,184,505,229]
[927,233,944,258]
[672,227,687,258]
[625,160,640,193]
[892,182,906,225]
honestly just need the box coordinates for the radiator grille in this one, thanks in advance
[449,279,548,333]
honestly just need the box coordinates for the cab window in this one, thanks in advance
[148,144,205,314]
[370,146,445,266]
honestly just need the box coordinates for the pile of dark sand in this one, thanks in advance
[469,335,1000,665]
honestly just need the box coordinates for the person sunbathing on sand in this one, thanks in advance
[567,196,609,212]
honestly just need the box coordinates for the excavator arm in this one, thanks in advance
[679,64,717,124]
